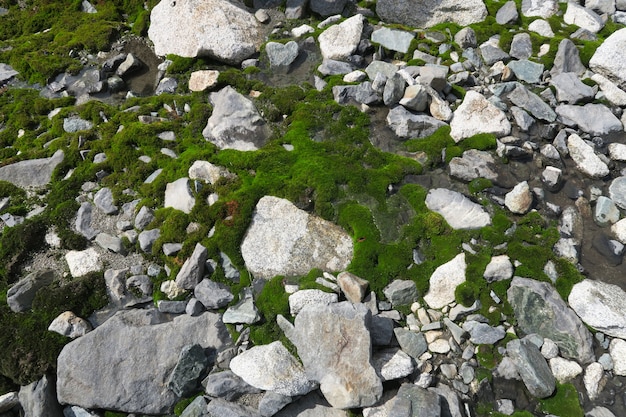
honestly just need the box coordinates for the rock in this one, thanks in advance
[48,311,92,338]
[424,253,466,310]
[57,310,231,414]
[399,84,428,112]
[382,279,418,307]
[507,83,556,122]
[594,196,620,226]
[508,59,544,84]
[557,104,622,136]
[376,0,487,28]
[609,176,626,210]
[564,2,604,33]
[337,271,369,303]
[549,357,583,383]
[507,338,556,398]
[204,370,261,401]
[450,91,511,142]
[0,63,18,84]
[454,27,477,49]
[188,160,233,185]
[590,27,626,88]
[75,202,99,240]
[95,233,125,254]
[223,296,261,324]
[156,77,177,95]
[505,181,533,214]
[394,328,428,359]
[507,276,594,363]
[189,70,220,92]
[18,375,63,417]
[568,280,626,339]
[202,86,270,151]
[509,33,533,60]
[164,178,195,214]
[609,338,626,376]
[496,1,519,24]
[206,398,261,417]
[175,243,208,290]
[7,269,55,313]
[319,59,354,76]
[274,391,349,417]
[365,60,399,80]
[484,255,514,282]
[371,27,415,54]
[65,247,102,278]
[383,73,406,107]
[584,362,606,401]
[158,300,186,314]
[480,43,510,66]
[449,149,498,182]
[167,344,208,397]
[241,196,353,279]
[179,396,207,417]
[521,0,558,18]
[266,41,299,71]
[551,39,586,76]
[550,72,595,103]
[425,188,492,230]
[567,133,609,178]
[258,392,293,417]
[528,19,554,37]
[395,384,442,416]
[63,117,93,133]
[462,320,506,344]
[386,105,447,139]
[372,348,415,381]
[116,53,143,77]
[310,0,347,15]
[0,392,18,413]
[0,149,64,188]
[138,228,160,253]
[318,14,364,60]
[193,279,233,310]
[591,73,626,106]
[289,289,339,316]
[134,205,155,230]
[94,187,117,215]
[230,341,317,396]
[148,0,262,64]
[291,302,382,408]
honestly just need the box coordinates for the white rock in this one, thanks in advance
[48,311,92,338]
[567,134,609,178]
[289,289,338,316]
[318,14,364,60]
[584,362,606,400]
[188,70,220,92]
[65,248,103,278]
[428,338,451,354]
[0,392,18,413]
[541,338,559,359]
[549,357,583,383]
[164,178,195,214]
[291,24,314,38]
[609,143,626,161]
[590,27,626,89]
[612,218,626,244]
[188,160,233,185]
[609,337,626,376]
[371,348,415,381]
[343,70,367,83]
[528,19,555,37]
[450,91,511,143]
[521,0,559,18]
[425,188,491,230]
[160,280,187,300]
[591,73,626,107]
[564,2,604,33]
[424,253,466,310]
[568,280,626,339]
[505,181,533,214]
[484,255,514,282]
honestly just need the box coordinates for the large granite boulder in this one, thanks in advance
[425,188,492,230]
[148,0,263,65]
[0,150,64,188]
[241,196,353,279]
[590,27,626,89]
[202,86,271,151]
[449,91,511,143]
[56,310,231,414]
[568,280,626,339]
[376,0,487,28]
[507,277,594,363]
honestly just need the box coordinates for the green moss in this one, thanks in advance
[539,383,584,417]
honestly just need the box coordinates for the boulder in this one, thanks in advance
[7,269,55,313]
[591,73,626,106]
[0,149,64,188]
[386,105,448,139]
[507,338,556,398]
[18,375,63,417]
[424,253,466,310]
[65,248,102,278]
[590,27,626,89]
[425,188,492,230]
[371,27,415,54]
[148,0,263,65]
[507,276,594,363]
[510,33,533,60]
[241,196,353,279]
[505,181,533,214]
[175,243,208,290]
[557,104,622,136]
[230,341,317,396]
[48,311,92,338]
[291,302,382,409]
[194,278,233,309]
[568,280,626,339]
[449,91,511,142]
[376,0,487,28]
[567,133,609,178]
[164,178,195,214]
[318,14,364,61]
[57,310,231,414]
[202,86,271,151]
[204,370,261,401]
[550,72,595,103]
[206,398,261,416]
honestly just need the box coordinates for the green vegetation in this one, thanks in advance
[539,383,584,417]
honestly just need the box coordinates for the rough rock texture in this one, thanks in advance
[376,0,487,28]
[241,196,353,279]
[188,70,220,92]
[610,338,626,376]
[507,338,556,398]
[166,344,208,397]
[7,269,56,313]
[449,91,511,142]
[557,104,623,136]
[0,150,64,188]
[57,310,231,414]
[18,375,63,417]
[291,302,382,409]
[175,243,208,290]
[148,0,263,65]
[568,280,626,339]
[567,133,610,178]
[590,27,626,89]
[424,253,466,309]
[65,248,103,278]
[164,178,195,214]
[425,188,492,230]
[318,14,364,60]
[48,311,92,338]
[194,278,233,309]
[505,181,533,214]
[507,277,594,363]
[386,105,447,139]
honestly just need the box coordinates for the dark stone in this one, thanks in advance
[167,344,209,397]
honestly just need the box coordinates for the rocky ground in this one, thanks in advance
[1,0,626,416]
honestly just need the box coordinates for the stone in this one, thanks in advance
[372,348,415,381]
[258,392,293,417]
[496,1,519,24]
[134,205,155,230]
[241,196,353,279]
[462,321,506,344]
[158,300,186,314]
[424,253,466,310]
[179,396,207,417]
[223,296,261,324]
[549,357,583,383]
[450,91,511,142]
[57,310,231,414]
[204,370,261,401]
[521,0,558,18]
[95,233,125,254]
[289,289,338,316]
[449,149,498,182]
[425,188,492,230]
[558,104,622,136]
[568,280,626,339]
[395,384,442,416]
[591,73,626,106]
[0,392,18,413]
[18,375,63,417]
[564,2,604,33]
[318,14,364,61]
[510,33,533,60]
[0,63,18,84]
[376,0,487,28]
[175,243,208,290]
[567,133,610,178]
[75,202,98,240]
[371,27,415,54]
[337,271,369,303]
[609,176,626,210]
[399,84,428,112]
[266,41,299,71]
[63,117,93,133]
[429,338,451,353]
[419,65,449,92]
[507,83,556,122]
[507,338,555,398]
[202,86,270,151]
[189,70,220,92]
[550,72,595,104]
[480,43,510,66]
[191,280,232,311]
[292,302,382,409]
[612,217,626,244]
[167,344,209,397]
[274,391,349,417]
[0,149,64,188]
[230,341,317,396]
[48,311,92,338]
[507,276,594,363]
[610,338,626,375]
[454,27,477,49]
[484,255,514,282]
[383,73,406,107]
[385,105,447,139]
[382,279,418,307]
[206,398,261,417]
[365,60,399,80]
[7,270,55,313]
[394,328,428,360]
[505,181,533,214]
[164,178,195,214]
[65,248,102,278]
[551,39,586,76]
[148,0,262,64]
[585,363,607,401]
[189,160,233,185]
[594,196,620,227]
[310,0,347,15]
[319,59,354,76]
[590,27,626,89]
[541,338,559,359]
[528,19,554,37]
[138,228,160,253]
[94,187,117,215]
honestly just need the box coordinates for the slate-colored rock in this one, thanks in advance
[18,374,63,417]
[193,279,233,310]
[274,391,349,417]
[138,228,160,253]
[371,27,415,53]
[394,384,442,417]
[496,1,519,24]
[310,0,347,16]
[507,59,544,84]
[425,188,492,230]
[567,133,609,178]
[450,90,511,142]
[556,103,623,136]
[0,149,64,188]
[394,328,428,359]
[223,296,261,324]
[7,269,55,313]
[424,253,466,309]
[551,38,586,76]
[449,149,498,182]
[167,344,209,397]
[57,310,231,414]
[376,0,487,28]
[319,14,364,60]
[386,105,447,139]
[148,0,263,65]
[462,320,506,344]
[175,243,208,290]
[204,370,261,401]
[179,396,207,417]
[258,392,293,417]
[0,63,18,84]
[266,41,299,73]
[568,280,626,339]
[507,276,594,363]
[202,86,270,151]
[610,338,626,376]
[507,338,556,398]
[93,187,117,215]
[75,202,99,240]
[507,83,556,122]
[509,33,533,60]
[382,279,418,307]
[241,196,353,279]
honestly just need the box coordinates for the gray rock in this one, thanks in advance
[480,44,510,66]
[193,279,234,311]
[186,298,204,316]
[394,328,428,359]
[285,0,307,19]
[175,243,208,290]
[167,344,209,397]
[337,271,369,303]
[289,289,338,316]
[157,300,187,314]
[155,77,178,95]
[67,68,104,96]
[65,247,103,278]
[564,2,604,33]
[95,233,125,254]
[507,276,594,363]
[0,149,64,188]
[395,384,441,417]
[372,348,415,381]
[386,106,447,139]
[63,117,93,133]
[450,90,511,142]
[204,370,261,401]
[355,82,381,105]
[75,202,99,240]
[528,19,554,37]
[568,280,626,339]
[202,86,270,151]
[18,375,63,417]
[223,296,261,324]
[149,0,262,65]
[376,0,487,28]
[7,269,56,312]
[371,315,394,346]
[138,228,160,253]
[419,65,449,92]
[496,1,519,24]
[594,196,620,226]
[116,53,143,77]
[567,133,609,178]
[258,392,293,417]
[266,41,299,71]
[510,33,533,60]
[365,60,399,80]
[310,0,347,15]
[610,338,626,376]
[292,302,382,409]
[318,59,354,76]
[134,205,155,230]
[507,59,544,84]
[507,338,556,398]
[399,84,428,112]
[550,357,583,383]
[454,27,477,49]
[230,341,317,396]
[592,73,626,106]
[165,178,195,214]
[94,187,117,215]
[383,73,406,106]
[521,0,558,18]
[0,392,18,413]
[206,398,261,417]
[48,311,92,338]
[550,72,595,103]
[163,242,183,256]
[274,391,349,417]
[424,253,466,309]
[511,106,535,131]
[587,407,617,417]
[551,39,586,76]
[507,83,556,122]
[0,63,18,84]
[62,405,99,417]
[241,196,353,279]
[556,103,622,136]
[57,310,231,414]
[371,27,415,53]
[462,321,506,344]
[449,149,498,182]
[425,188,492,230]
[180,396,207,417]
[127,274,153,298]
[318,14,364,61]
[383,279,418,307]
[610,176,626,210]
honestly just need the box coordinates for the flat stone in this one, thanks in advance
[289,289,338,316]
[610,338,626,376]
[0,149,64,189]
[371,348,415,381]
[564,2,604,33]
[371,27,415,54]
[568,280,626,339]
[386,105,447,139]
[550,72,595,103]
[383,279,418,307]
[164,178,195,214]
[549,357,583,383]
[376,0,487,28]
[266,41,299,70]
[424,253,466,309]
[394,328,428,360]
[65,248,102,278]
[48,311,92,338]
[175,243,208,290]
[450,90,511,142]
[521,0,558,18]
[463,321,506,344]
[425,188,491,230]
[507,59,544,84]
[567,133,609,178]
[507,338,556,398]
[188,70,220,92]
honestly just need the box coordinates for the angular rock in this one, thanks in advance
[193,279,233,310]
[449,149,498,182]
[75,202,99,240]
[63,118,93,133]
[496,1,519,25]
[241,196,353,279]
[609,176,626,210]
[48,311,92,338]
[507,59,543,84]
[383,73,406,107]
[289,289,338,316]
[179,396,207,417]
[382,279,418,307]
[394,328,428,360]
[510,33,533,60]
[507,338,556,398]
[399,84,428,112]
[266,41,299,71]
[567,133,609,178]
[484,255,514,282]
[175,243,208,290]
[594,196,620,226]
[528,19,554,37]
[568,280,626,339]
[18,375,63,417]
[274,391,349,417]
[164,178,195,214]
[507,83,556,122]
[202,86,270,151]
[0,63,18,84]
[505,181,533,214]
[223,296,261,324]
[94,187,117,215]
[557,103,622,136]
[371,27,415,54]
[551,38,586,76]
[189,70,220,92]
[310,0,347,15]
[425,188,492,230]
[258,392,293,417]
[204,370,261,401]
[386,105,447,139]
[550,72,595,103]
[564,2,604,33]
[590,27,626,89]
[610,338,626,376]
[424,253,466,310]
[138,228,160,253]
[584,363,607,401]
[395,384,441,417]
[521,0,558,18]
[462,320,506,344]
[65,247,102,278]
[148,0,262,64]
[0,149,64,188]
[337,271,369,303]
[206,398,261,417]
[318,14,364,61]
[95,233,125,254]
[376,0,487,28]
[549,357,583,383]
[134,205,155,230]
[450,91,511,142]
[57,310,231,414]
[592,73,626,106]
[372,348,415,382]
[167,344,208,397]
[7,270,55,313]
